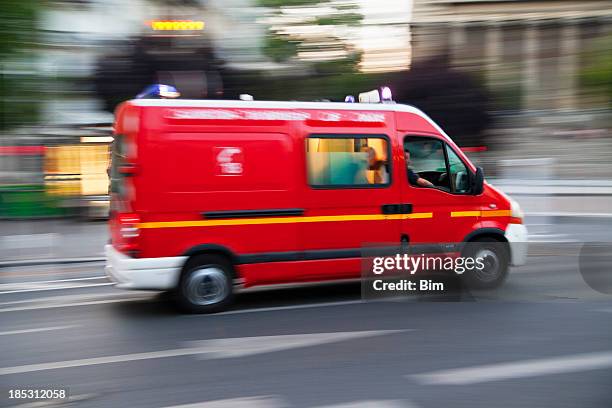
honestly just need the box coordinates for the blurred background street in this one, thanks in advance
[1,0,611,407]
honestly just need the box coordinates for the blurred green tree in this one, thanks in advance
[581,34,612,108]
[0,0,40,131]
[258,0,362,72]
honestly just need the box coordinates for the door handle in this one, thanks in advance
[381,203,413,214]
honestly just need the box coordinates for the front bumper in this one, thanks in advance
[105,244,186,290]
[504,223,528,266]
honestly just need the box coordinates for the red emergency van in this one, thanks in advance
[105,94,527,313]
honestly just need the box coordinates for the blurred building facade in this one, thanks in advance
[411,0,612,112]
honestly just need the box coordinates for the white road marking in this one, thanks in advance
[527,233,576,243]
[410,350,612,385]
[0,295,151,313]
[0,282,114,295]
[528,211,612,218]
[194,300,367,317]
[0,296,365,314]
[0,292,141,306]
[6,393,96,408]
[162,396,285,408]
[188,329,410,359]
[0,294,377,314]
[0,348,216,376]
[163,398,417,408]
[314,400,417,408]
[2,276,107,285]
[0,330,408,376]
[0,325,77,336]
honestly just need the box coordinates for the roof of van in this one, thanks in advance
[128,99,450,138]
[130,99,421,114]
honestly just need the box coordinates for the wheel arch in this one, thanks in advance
[181,244,239,279]
[463,228,508,244]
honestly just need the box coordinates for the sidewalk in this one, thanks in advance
[0,220,107,266]
[490,179,612,195]
[490,179,612,218]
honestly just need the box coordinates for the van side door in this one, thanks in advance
[400,135,483,245]
[298,132,403,279]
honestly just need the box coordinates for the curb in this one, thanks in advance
[0,257,105,269]
[527,212,612,218]
[526,212,612,224]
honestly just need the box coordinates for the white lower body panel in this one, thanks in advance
[105,244,186,290]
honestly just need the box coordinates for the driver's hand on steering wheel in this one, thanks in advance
[418,177,434,188]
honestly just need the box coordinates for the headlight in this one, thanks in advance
[510,198,524,223]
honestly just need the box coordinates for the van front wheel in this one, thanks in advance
[461,238,509,290]
[177,255,234,313]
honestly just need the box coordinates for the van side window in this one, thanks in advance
[404,137,471,194]
[445,144,470,193]
[306,136,390,188]
[404,138,449,191]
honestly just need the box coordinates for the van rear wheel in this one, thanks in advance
[177,255,234,313]
[461,238,509,290]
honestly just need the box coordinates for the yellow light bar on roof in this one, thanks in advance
[150,20,205,31]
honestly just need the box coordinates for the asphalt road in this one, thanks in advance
[1,221,611,408]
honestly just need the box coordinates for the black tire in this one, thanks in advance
[176,254,235,313]
[461,238,509,290]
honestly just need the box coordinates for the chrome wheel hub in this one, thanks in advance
[185,267,229,305]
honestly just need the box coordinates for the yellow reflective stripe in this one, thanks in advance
[451,210,512,218]
[136,209,510,228]
[137,212,434,229]
[404,212,433,219]
[482,210,512,217]
[451,211,481,217]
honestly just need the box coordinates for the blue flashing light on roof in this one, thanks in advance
[136,84,181,99]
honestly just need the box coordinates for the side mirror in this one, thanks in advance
[472,166,484,195]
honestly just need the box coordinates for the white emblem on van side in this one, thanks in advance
[215,147,244,175]
[355,113,385,122]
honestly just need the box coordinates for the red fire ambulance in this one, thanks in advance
[105,89,527,313]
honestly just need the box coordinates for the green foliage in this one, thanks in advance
[0,0,40,131]
[259,1,363,73]
[234,71,391,102]
[314,13,362,26]
[313,52,361,75]
[263,34,299,63]
[0,0,37,58]
[0,72,40,131]
[580,34,612,107]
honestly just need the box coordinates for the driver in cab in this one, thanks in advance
[406,148,434,188]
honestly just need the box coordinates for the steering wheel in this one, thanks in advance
[438,172,448,184]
